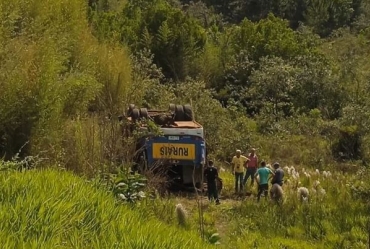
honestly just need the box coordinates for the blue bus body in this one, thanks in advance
[135,123,206,188]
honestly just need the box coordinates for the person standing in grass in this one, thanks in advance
[271,162,284,186]
[243,148,258,188]
[204,160,220,205]
[254,161,274,202]
[232,150,249,193]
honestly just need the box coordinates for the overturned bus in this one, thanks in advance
[125,104,206,190]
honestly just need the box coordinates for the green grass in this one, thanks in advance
[222,167,368,249]
[143,167,369,249]
[0,169,210,249]
[0,166,368,249]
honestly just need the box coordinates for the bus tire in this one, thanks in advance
[131,108,140,121]
[183,104,193,121]
[175,105,185,121]
[140,108,148,119]
[127,104,135,116]
[169,103,176,113]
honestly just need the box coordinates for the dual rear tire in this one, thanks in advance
[127,104,193,122]
[127,104,148,121]
[170,104,193,121]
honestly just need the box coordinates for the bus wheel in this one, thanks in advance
[175,105,185,121]
[127,104,135,116]
[140,108,148,119]
[183,104,193,121]
[131,108,140,121]
[169,103,176,113]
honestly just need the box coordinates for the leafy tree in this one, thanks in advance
[249,56,297,119]
[215,50,256,114]
[183,1,223,28]
[211,14,320,115]
[229,14,312,61]
[304,0,354,36]
[128,48,175,109]
[201,0,365,37]
[352,0,370,31]
[322,29,370,107]
[121,0,206,81]
[290,55,344,118]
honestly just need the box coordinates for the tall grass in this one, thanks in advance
[164,167,368,249]
[0,0,132,161]
[0,169,210,248]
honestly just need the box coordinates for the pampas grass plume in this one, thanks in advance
[175,203,188,228]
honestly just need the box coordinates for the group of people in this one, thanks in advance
[232,148,284,201]
[204,148,284,204]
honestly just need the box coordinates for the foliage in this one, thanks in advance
[2,1,370,247]
[120,0,207,81]
[128,48,175,109]
[208,14,327,117]
[0,155,40,172]
[3,0,370,169]
[0,0,131,160]
[230,14,312,60]
[250,56,297,119]
[201,0,369,36]
[0,169,210,248]
[112,172,147,203]
[170,81,257,160]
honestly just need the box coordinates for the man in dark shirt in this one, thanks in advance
[271,162,284,186]
[204,160,220,205]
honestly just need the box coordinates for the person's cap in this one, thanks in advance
[273,162,280,167]
[251,148,256,151]
[236,149,241,153]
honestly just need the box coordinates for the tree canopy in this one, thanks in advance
[1,0,370,164]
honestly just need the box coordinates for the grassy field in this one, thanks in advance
[138,166,369,249]
[0,165,368,248]
[0,169,210,249]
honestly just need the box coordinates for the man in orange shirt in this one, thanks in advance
[243,148,258,187]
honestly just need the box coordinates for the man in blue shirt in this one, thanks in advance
[254,161,275,202]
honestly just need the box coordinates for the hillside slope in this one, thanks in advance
[0,169,209,248]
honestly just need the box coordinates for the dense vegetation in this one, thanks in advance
[1,0,370,247]
[2,0,370,166]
